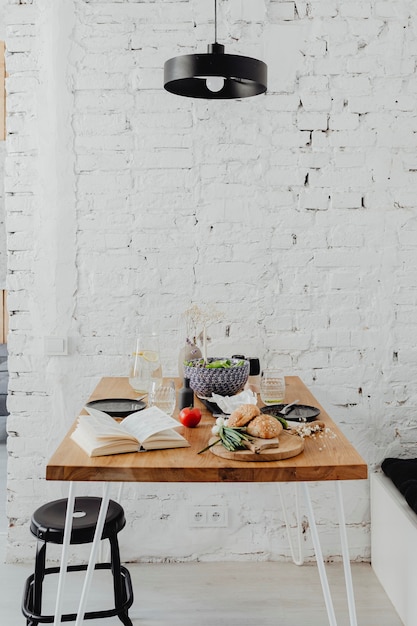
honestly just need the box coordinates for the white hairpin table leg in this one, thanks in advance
[53,481,76,626]
[279,483,304,566]
[302,482,338,626]
[99,483,125,563]
[335,482,358,626]
[74,483,110,626]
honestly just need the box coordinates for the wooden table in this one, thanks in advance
[46,376,367,626]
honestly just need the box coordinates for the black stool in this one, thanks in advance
[22,497,134,625]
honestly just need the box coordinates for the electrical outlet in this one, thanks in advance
[207,505,228,527]
[188,505,228,528]
[188,506,208,527]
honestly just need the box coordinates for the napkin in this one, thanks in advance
[205,389,258,414]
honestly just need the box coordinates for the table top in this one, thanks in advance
[46,376,367,483]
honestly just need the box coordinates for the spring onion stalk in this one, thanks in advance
[198,417,255,454]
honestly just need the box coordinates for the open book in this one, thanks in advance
[70,406,190,456]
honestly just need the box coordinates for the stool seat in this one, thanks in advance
[30,497,126,544]
[22,496,133,626]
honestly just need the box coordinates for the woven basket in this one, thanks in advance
[184,358,249,398]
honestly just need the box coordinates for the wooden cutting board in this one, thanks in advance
[209,431,304,462]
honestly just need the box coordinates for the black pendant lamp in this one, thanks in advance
[164,0,267,99]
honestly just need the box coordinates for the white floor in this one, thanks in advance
[0,442,404,625]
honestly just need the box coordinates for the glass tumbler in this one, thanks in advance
[260,369,286,405]
[129,334,162,396]
[148,380,176,416]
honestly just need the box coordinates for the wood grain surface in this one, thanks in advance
[208,430,305,462]
[46,376,368,483]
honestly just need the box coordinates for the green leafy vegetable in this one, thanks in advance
[185,358,245,369]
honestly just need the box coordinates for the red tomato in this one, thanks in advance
[179,407,202,428]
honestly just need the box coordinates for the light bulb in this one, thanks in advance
[206,76,225,93]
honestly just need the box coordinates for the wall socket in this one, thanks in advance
[188,505,228,528]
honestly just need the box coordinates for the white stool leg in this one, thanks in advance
[302,482,338,626]
[74,483,110,626]
[335,482,358,626]
[54,482,76,626]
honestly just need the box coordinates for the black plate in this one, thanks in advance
[197,397,222,415]
[261,404,320,422]
[85,398,146,418]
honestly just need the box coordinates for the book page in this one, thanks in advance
[121,406,183,443]
[83,408,138,442]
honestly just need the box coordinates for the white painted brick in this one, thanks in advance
[333,152,365,168]
[303,40,327,57]
[265,94,300,111]
[133,148,193,169]
[130,67,164,90]
[299,189,330,210]
[300,94,332,112]
[329,271,361,290]
[310,130,329,149]
[230,0,267,21]
[271,130,311,148]
[74,72,128,90]
[332,191,364,209]
[76,134,134,152]
[269,2,295,21]
[7,232,33,252]
[340,2,372,18]
[327,226,365,248]
[7,91,36,115]
[329,113,359,131]
[315,330,351,349]
[347,96,380,114]
[265,167,306,186]
[329,130,376,148]
[4,51,38,73]
[6,35,35,53]
[334,75,372,95]
[76,151,131,172]
[314,57,346,75]
[310,166,372,188]
[297,112,328,131]
[7,133,37,153]
[330,351,362,368]
[77,172,131,194]
[299,76,329,92]
[73,112,128,135]
[375,1,410,19]
[5,5,38,26]
[309,1,338,17]
[6,73,38,94]
[346,56,381,75]
[331,41,359,58]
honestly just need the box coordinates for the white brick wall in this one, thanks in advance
[3,0,417,564]
[0,0,7,287]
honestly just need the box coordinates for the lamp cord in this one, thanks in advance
[214,0,217,43]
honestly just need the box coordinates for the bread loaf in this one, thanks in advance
[227,404,261,427]
[246,414,283,439]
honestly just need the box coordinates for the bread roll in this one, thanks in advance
[227,404,260,427]
[246,414,283,439]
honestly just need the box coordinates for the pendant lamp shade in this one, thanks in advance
[164,43,267,99]
[163,2,267,99]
